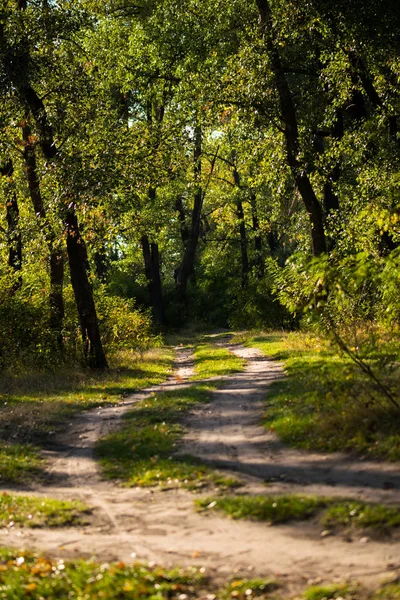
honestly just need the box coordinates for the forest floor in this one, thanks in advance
[0,335,400,598]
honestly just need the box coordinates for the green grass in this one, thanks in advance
[192,343,246,380]
[0,549,206,599]
[96,383,241,490]
[196,494,400,534]
[0,492,90,527]
[303,583,358,600]
[0,443,44,485]
[218,578,279,599]
[232,331,400,461]
[0,347,174,483]
[196,494,327,523]
[321,501,400,533]
[373,582,400,599]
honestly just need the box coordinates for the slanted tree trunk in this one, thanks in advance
[141,233,166,327]
[0,160,22,292]
[22,125,64,347]
[19,83,107,363]
[65,208,108,369]
[255,0,327,256]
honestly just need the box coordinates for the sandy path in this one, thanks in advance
[1,343,399,594]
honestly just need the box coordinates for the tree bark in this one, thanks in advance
[255,0,327,256]
[20,87,106,362]
[66,208,108,369]
[232,165,249,287]
[0,160,22,292]
[175,195,190,247]
[141,233,166,327]
[323,110,343,219]
[175,124,203,296]
[22,125,64,346]
[251,196,264,278]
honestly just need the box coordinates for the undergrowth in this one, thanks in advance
[231,331,400,461]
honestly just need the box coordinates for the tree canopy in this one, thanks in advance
[1,0,400,366]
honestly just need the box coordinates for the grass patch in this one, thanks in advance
[196,495,327,524]
[0,548,206,599]
[373,582,400,599]
[234,331,400,461]
[96,384,241,490]
[0,443,43,484]
[219,578,279,599]
[0,348,174,483]
[303,583,358,600]
[321,501,400,534]
[0,492,90,528]
[197,494,400,534]
[192,344,245,380]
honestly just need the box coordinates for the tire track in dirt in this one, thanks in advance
[182,345,400,504]
[0,342,399,594]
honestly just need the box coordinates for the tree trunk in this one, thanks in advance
[65,208,108,369]
[175,124,203,296]
[232,164,249,287]
[22,125,64,346]
[175,195,190,246]
[255,0,327,256]
[141,234,166,327]
[251,197,264,278]
[1,160,22,292]
[323,110,342,226]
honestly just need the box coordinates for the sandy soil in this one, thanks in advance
[1,343,399,595]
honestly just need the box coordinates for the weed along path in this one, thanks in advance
[0,339,400,596]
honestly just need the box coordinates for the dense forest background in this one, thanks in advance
[1,0,400,373]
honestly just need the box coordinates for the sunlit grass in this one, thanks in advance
[218,578,279,599]
[96,383,241,490]
[0,492,90,527]
[0,347,174,483]
[303,583,358,600]
[192,343,245,380]
[0,549,206,599]
[233,331,400,461]
[373,582,400,599]
[196,494,326,524]
[197,493,400,534]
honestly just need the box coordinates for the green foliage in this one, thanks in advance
[0,282,60,369]
[0,492,90,528]
[95,289,160,353]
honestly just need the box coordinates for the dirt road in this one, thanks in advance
[1,343,399,594]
